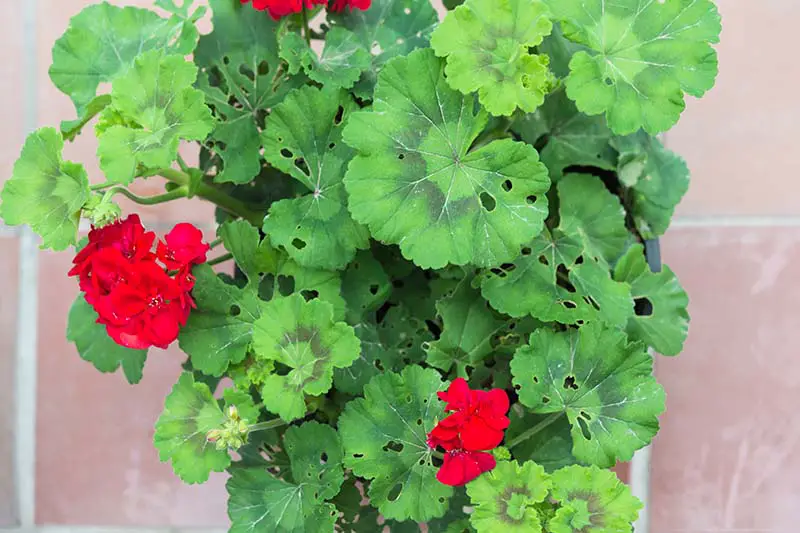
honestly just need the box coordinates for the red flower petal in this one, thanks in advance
[157,223,209,271]
[436,450,496,486]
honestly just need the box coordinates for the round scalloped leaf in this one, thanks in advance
[341,250,392,323]
[49,2,197,116]
[97,51,214,184]
[284,421,346,506]
[511,323,665,467]
[153,373,229,484]
[544,0,722,134]
[344,48,550,269]
[613,244,689,356]
[262,86,369,270]
[280,28,371,89]
[548,465,642,533]
[0,128,90,251]
[339,366,453,522]
[67,296,147,384]
[218,219,279,281]
[252,294,361,421]
[431,0,555,116]
[466,460,551,533]
[505,410,577,472]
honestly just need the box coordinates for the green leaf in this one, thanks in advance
[339,366,453,521]
[611,132,690,238]
[425,278,505,377]
[196,0,304,184]
[511,323,665,467]
[60,94,113,141]
[334,322,404,396]
[480,229,632,325]
[280,28,371,89]
[431,0,554,116]
[49,2,197,116]
[253,294,361,421]
[218,219,278,281]
[97,51,214,184]
[0,128,90,250]
[260,257,349,321]
[66,295,147,384]
[344,49,550,269]
[506,410,576,472]
[466,461,551,533]
[283,421,345,503]
[262,86,369,270]
[613,244,689,356]
[544,0,722,134]
[548,465,642,533]
[341,250,392,323]
[329,0,439,99]
[153,373,229,484]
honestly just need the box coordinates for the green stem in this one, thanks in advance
[109,186,188,205]
[176,153,191,173]
[249,419,288,432]
[506,413,563,450]
[301,7,311,46]
[158,168,263,226]
[207,252,233,267]
[209,237,224,250]
[90,181,115,191]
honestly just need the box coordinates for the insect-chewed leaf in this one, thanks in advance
[280,28,371,90]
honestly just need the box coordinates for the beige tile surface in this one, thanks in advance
[653,227,800,532]
[0,1,24,187]
[0,237,20,527]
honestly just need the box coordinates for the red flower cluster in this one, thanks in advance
[69,215,209,350]
[241,0,369,20]
[427,378,510,486]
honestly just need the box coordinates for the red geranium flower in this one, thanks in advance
[241,0,327,20]
[330,0,371,12]
[156,222,210,271]
[436,449,496,486]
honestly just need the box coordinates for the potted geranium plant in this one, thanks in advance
[0,0,719,530]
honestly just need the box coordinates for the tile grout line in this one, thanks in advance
[672,215,800,228]
[15,0,39,528]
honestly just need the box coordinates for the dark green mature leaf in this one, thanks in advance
[196,0,304,184]
[431,0,554,116]
[344,49,550,269]
[511,323,665,467]
[262,86,369,270]
[49,2,198,116]
[329,0,439,99]
[544,0,722,134]
[334,322,398,396]
[612,132,690,238]
[218,219,278,280]
[341,250,392,323]
[506,409,576,472]
[339,366,453,521]
[0,128,90,251]
[614,244,689,356]
[97,51,214,184]
[280,28,371,89]
[66,296,147,384]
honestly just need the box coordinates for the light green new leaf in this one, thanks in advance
[431,0,555,116]
[0,128,90,250]
[61,94,112,141]
[544,0,722,134]
[466,461,551,533]
[614,244,689,356]
[339,366,453,521]
[548,465,642,533]
[67,296,147,384]
[196,0,305,184]
[97,51,214,184]
[344,49,550,269]
[153,373,229,484]
[262,86,369,270]
[49,2,197,116]
[280,28,371,89]
[511,323,665,467]
[425,279,505,377]
[253,294,360,421]
[612,132,690,238]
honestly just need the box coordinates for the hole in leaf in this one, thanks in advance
[374,358,384,371]
[521,247,532,256]
[329,142,335,149]
[542,395,551,404]
[584,295,601,311]
[334,106,345,125]
[502,179,513,192]
[563,375,578,390]
[301,289,319,301]
[562,300,577,309]
[398,153,405,160]
[532,376,538,384]
[320,452,328,464]
[239,64,255,81]
[276,275,295,296]
[292,238,307,250]
[280,148,293,158]
[230,304,241,317]
[538,255,549,266]
[222,56,230,65]
[383,441,404,453]
[479,192,496,212]
[257,60,269,76]
[369,284,379,295]
[634,297,654,316]
[577,417,592,439]
[294,157,310,177]
[416,418,422,426]
[353,453,364,459]
[604,77,613,86]
[526,195,537,204]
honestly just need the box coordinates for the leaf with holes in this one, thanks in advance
[262,86,369,270]
[260,255,348,321]
[218,219,279,281]
[547,465,642,533]
[505,410,577,472]
[67,296,148,384]
[0,128,90,251]
[49,2,198,117]
[153,373,230,484]
[425,278,505,377]
[466,461,551,533]
[96,51,214,184]
[341,250,392,323]
[339,366,453,521]
[544,0,722,134]
[480,229,632,325]
[612,132,690,238]
[613,244,689,356]
[511,323,665,467]
[329,0,439,99]
[252,294,360,421]
[280,28,371,90]
[195,0,305,184]
[344,49,550,269]
[431,0,555,116]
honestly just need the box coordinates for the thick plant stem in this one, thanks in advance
[505,412,563,450]
[207,252,233,267]
[249,419,288,432]
[109,186,188,205]
[90,181,114,191]
[158,168,263,226]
